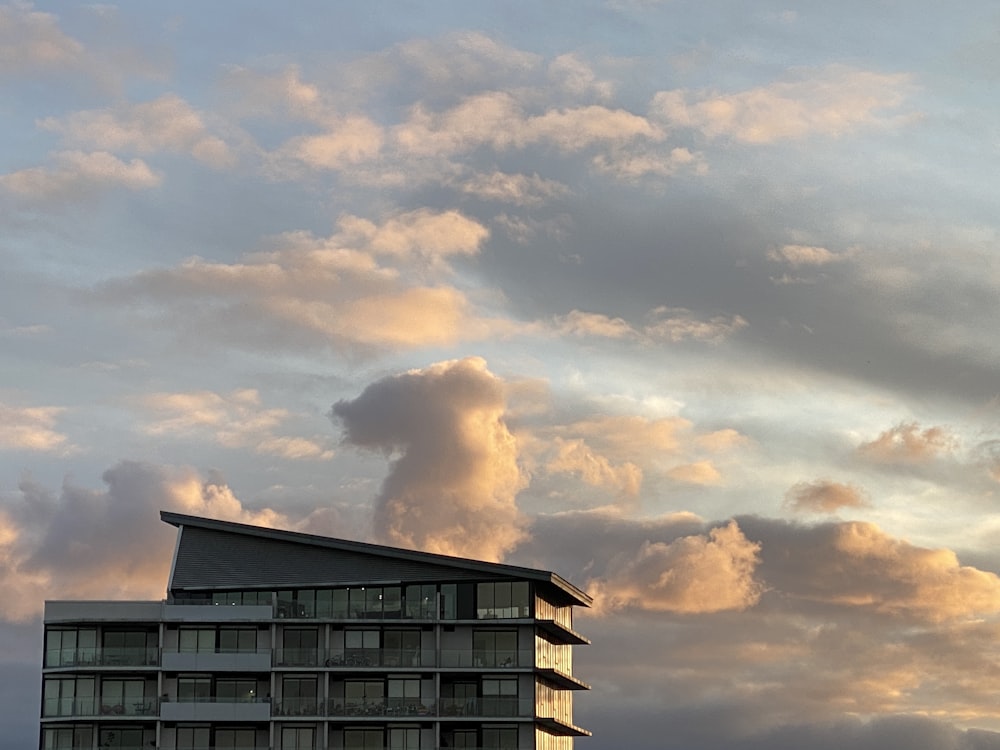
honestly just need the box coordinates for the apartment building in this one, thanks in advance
[40,511,591,750]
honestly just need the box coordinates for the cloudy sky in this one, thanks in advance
[5,1,1000,747]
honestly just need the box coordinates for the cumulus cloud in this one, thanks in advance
[135,388,334,460]
[747,518,1000,622]
[666,460,722,485]
[92,208,509,354]
[0,150,160,201]
[456,170,569,206]
[588,521,764,614]
[858,422,957,464]
[785,479,870,513]
[0,404,70,453]
[652,65,913,143]
[331,357,528,562]
[39,94,235,168]
[543,437,643,500]
[768,244,847,267]
[0,461,285,621]
[0,4,82,76]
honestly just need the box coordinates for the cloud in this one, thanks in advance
[0,4,82,76]
[0,404,70,453]
[92,209,509,354]
[40,94,235,168]
[768,244,847,267]
[543,437,643,500]
[547,53,613,100]
[456,170,569,206]
[0,461,285,621]
[277,115,384,171]
[858,422,957,464]
[588,520,764,614]
[652,65,913,143]
[553,306,748,344]
[667,460,722,485]
[785,479,870,513]
[746,517,1000,622]
[393,31,542,90]
[135,388,334,460]
[331,357,528,562]
[0,150,160,201]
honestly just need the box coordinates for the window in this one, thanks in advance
[404,584,435,619]
[212,590,270,606]
[280,676,317,715]
[177,726,210,749]
[42,726,92,749]
[344,629,379,666]
[218,627,257,653]
[215,728,257,748]
[483,726,518,750]
[474,631,518,667]
[482,678,518,716]
[440,681,476,716]
[179,628,215,653]
[443,729,477,749]
[98,728,153,749]
[345,680,384,713]
[383,629,421,667]
[387,678,420,712]
[43,677,94,717]
[345,729,384,750]
[282,628,319,666]
[100,679,147,715]
[217,678,259,702]
[282,726,315,750]
[177,676,211,702]
[45,628,97,667]
[477,582,530,619]
[389,727,420,750]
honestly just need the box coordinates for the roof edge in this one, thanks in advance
[160,511,592,607]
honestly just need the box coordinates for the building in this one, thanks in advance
[40,511,591,750]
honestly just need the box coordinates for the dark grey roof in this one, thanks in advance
[162,511,591,607]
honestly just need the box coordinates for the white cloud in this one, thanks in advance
[0,404,70,453]
[0,4,82,76]
[0,150,160,201]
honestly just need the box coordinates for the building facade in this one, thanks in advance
[40,511,591,750]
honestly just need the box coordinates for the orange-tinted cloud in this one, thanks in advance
[588,521,763,614]
[332,357,528,561]
[785,479,870,513]
[858,422,956,464]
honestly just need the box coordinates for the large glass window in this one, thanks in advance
[345,680,384,714]
[45,628,97,667]
[282,726,315,750]
[443,729,477,749]
[389,727,420,750]
[345,729,384,750]
[100,679,147,715]
[218,628,257,653]
[477,582,530,619]
[43,677,95,717]
[474,631,518,667]
[387,678,420,712]
[98,727,153,748]
[482,678,518,716]
[404,585,435,619]
[177,726,210,749]
[216,678,259,702]
[280,676,318,715]
[483,726,518,750]
[176,676,211,702]
[344,629,379,666]
[179,628,215,653]
[215,728,257,748]
[440,682,476,716]
[383,630,421,667]
[42,726,92,749]
[282,628,319,666]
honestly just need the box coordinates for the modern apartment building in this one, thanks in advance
[40,511,591,750]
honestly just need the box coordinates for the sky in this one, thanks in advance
[4,1,1000,747]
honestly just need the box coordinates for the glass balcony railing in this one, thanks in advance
[437,697,534,717]
[439,649,531,668]
[45,647,160,668]
[42,697,158,718]
[274,648,533,669]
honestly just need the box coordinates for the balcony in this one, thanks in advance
[42,697,158,719]
[300,648,434,669]
[162,648,271,672]
[437,697,534,718]
[45,646,159,669]
[160,697,271,722]
[440,649,532,669]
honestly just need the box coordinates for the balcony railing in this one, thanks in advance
[273,648,533,669]
[45,647,160,668]
[439,649,531,668]
[266,697,533,719]
[42,697,158,718]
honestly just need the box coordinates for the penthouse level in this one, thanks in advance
[41,511,591,750]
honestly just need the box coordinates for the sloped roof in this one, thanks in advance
[161,511,591,607]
